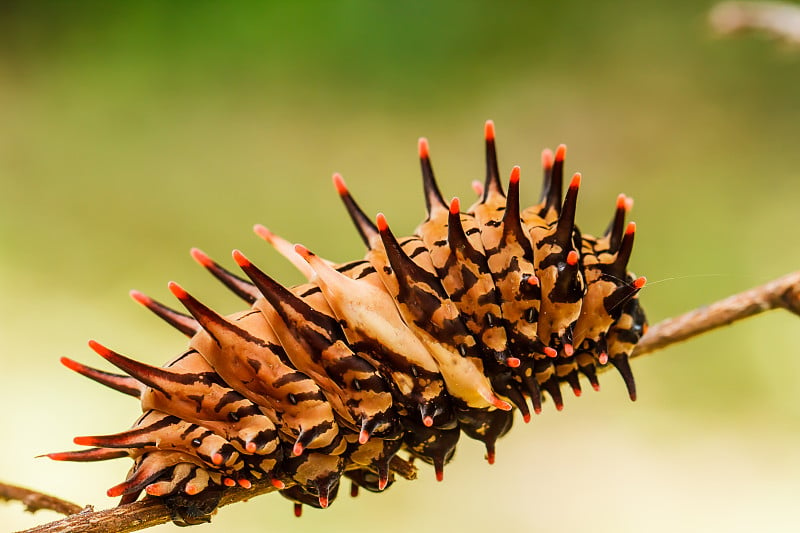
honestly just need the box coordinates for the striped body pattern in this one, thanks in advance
[50,122,647,525]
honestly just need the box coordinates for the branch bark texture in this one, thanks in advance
[0,483,83,517]
[632,271,800,359]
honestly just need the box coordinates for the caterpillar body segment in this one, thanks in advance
[295,245,454,429]
[52,122,647,524]
[174,287,343,455]
[375,216,510,412]
[233,252,398,442]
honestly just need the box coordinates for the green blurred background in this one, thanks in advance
[1,1,799,531]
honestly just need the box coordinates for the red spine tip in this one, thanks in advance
[190,248,213,268]
[541,148,554,169]
[107,486,125,498]
[544,347,558,358]
[533,405,543,415]
[435,468,444,482]
[185,485,201,496]
[563,343,574,356]
[253,224,273,241]
[598,352,609,365]
[625,221,636,235]
[167,281,188,300]
[555,144,567,162]
[294,244,311,259]
[569,172,581,189]
[486,451,496,465]
[592,383,601,392]
[318,496,329,509]
[555,403,564,412]
[634,276,647,289]
[376,213,389,232]
[292,442,304,457]
[566,250,579,266]
[572,387,582,397]
[625,196,635,212]
[449,197,460,215]
[378,477,389,491]
[484,119,495,141]
[238,479,252,489]
[232,249,250,268]
[271,478,285,490]
[223,478,236,487]
[44,452,67,461]
[616,193,627,210]
[527,275,539,286]
[294,503,303,518]
[422,415,434,427]
[471,180,484,196]
[73,436,93,446]
[359,429,369,445]
[245,442,257,453]
[148,485,166,496]
[88,339,110,357]
[212,453,224,466]
[60,357,80,372]
[493,397,512,411]
[418,137,430,159]
[506,357,521,368]
[128,289,151,306]
[522,413,531,423]
[509,165,521,184]
[332,173,348,195]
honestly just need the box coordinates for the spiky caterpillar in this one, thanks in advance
[50,121,647,525]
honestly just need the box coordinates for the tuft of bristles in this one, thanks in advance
[50,121,647,524]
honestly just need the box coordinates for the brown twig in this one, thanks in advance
[710,1,800,45]
[0,482,84,517]
[13,272,800,533]
[632,271,800,359]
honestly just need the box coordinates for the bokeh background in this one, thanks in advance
[2,1,799,532]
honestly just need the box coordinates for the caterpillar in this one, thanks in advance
[49,121,647,526]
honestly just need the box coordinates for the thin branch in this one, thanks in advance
[0,482,84,517]
[15,271,800,533]
[632,271,800,359]
[18,498,168,533]
[710,1,800,45]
